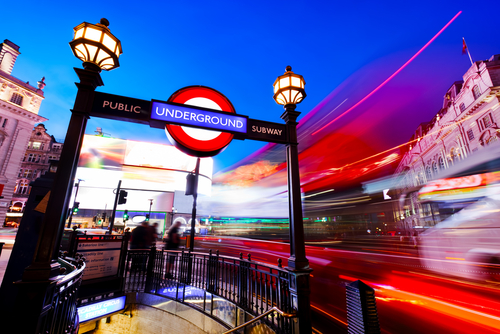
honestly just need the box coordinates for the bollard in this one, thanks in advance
[346,280,380,334]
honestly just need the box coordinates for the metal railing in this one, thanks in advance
[123,247,294,333]
[223,307,297,333]
[37,254,86,334]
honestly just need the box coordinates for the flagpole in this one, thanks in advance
[463,37,474,66]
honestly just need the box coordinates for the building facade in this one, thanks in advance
[7,124,62,223]
[393,54,500,233]
[0,39,47,225]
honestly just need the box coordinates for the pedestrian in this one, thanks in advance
[130,221,150,249]
[164,221,182,278]
[149,222,159,246]
[130,221,152,272]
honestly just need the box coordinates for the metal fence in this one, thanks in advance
[38,254,86,334]
[123,247,294,333]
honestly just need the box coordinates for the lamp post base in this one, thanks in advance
[286,266,313,334]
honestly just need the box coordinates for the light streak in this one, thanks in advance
[310,304,347,326]
[312,11,462,136]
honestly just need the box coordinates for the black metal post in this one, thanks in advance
[281,104,312,334]
[67,178,83,228]
[108,180,122,234]
[188,157,200,252]
[14,67,102,331]
[186,157,200,284]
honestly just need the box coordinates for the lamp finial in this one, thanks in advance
[100,18,110,27]
[286,65,292,72]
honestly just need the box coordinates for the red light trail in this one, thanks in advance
[312,11,462,136]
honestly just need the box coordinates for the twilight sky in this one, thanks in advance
[2,1,499,173]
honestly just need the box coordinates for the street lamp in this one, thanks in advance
[69,18,122,72]
[170,207,177,225]
[14,19,122,331]
[273,66,306,106]
[273,66,311,333]
[148,199,153,221]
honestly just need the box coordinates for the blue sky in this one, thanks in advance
[2,1,499,172]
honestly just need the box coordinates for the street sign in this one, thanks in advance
[246,119,287,144]
[150,100,247,134]
[91,92,150,124]
[91,90,290,150]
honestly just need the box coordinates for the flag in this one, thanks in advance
[462,38,467,55]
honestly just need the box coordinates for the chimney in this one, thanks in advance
[0,40,21,75]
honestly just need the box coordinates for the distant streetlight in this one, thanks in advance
[148,199,153,221]
[273,66,311,334]
[170,207,177,225]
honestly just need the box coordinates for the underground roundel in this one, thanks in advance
[165,86,237,157]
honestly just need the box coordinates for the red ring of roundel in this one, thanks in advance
[165,86,235,153]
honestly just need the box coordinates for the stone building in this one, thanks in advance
[7,124,62,223]
[393,53,500,233]
[0,39,47,226]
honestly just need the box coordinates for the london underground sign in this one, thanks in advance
[159,86,243,157]
[90,86,288,156]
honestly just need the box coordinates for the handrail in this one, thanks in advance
[222,307,297,334]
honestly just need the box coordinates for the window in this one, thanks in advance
[23,169,32,179]
[426,167,432,180]
[432,162,438,175]
[18,169,23,177]
[2,118,8,128]
[48,155,58,160]
[35,154,41,163]
[32,142,41,149]
[439,157,446,170]
[15,179,29,194]
[483,114,492,128]
[467,129,475,141]
[27,153,35,162]
[33,169,39,179]
[472,85,481,100]
[459,103,466,113]
[10,93,23,106]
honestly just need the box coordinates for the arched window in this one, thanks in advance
[472,85,481,100]
[432,162,438,175]
[439,157,446,170]
[426,167,432,181]
[459,103,466,113]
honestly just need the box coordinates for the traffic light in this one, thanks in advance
[72,202,80,214]
[118,190,128,204]
[185,173,197,196]
[145,214,150,222]
[123,210,129,221]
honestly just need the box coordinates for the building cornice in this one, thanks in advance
[0,100,47,123]
[0,70,44,97]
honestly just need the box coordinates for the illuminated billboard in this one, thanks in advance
[73,135,213,211]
